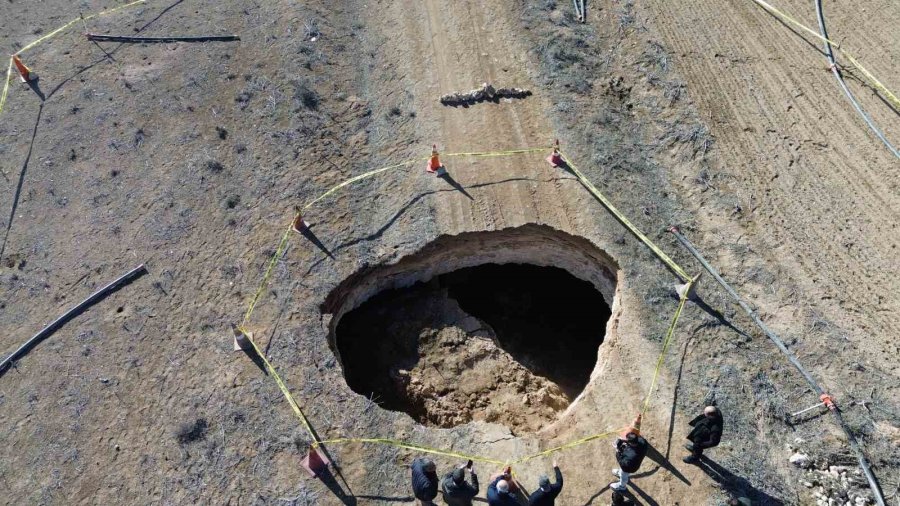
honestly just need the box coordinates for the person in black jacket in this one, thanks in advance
[528,460,563,506]
[410,457,439,505]
[683,406,723,464]
[442,461,479,506]
[610,432,648,492]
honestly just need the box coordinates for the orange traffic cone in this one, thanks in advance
[427,144,444,174]
[546,139,563,167]
[12,55,37,82]
[291,209,309,233]
[300,445,331,477]
[620,413,642,438]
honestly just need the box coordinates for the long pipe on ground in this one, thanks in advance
[0,264,148,375]
[812,0,899,159]
[668,227,886,506]
[85,34,240,43]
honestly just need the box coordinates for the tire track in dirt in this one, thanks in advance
[646,0,900,371]
[361,2,719,504]
[411,0,576,233]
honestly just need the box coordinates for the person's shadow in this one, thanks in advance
[695,457,784,505]
[633,442,691,485]
[581,483,654,506]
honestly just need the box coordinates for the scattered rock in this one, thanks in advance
[790,452,811,468]
[440,82,531,106]
[791,440,874,505]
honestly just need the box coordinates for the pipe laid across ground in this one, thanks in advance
[86,34,240,43]
[0,264,148,375]
[668,227,886,506]
[813,0,899,159]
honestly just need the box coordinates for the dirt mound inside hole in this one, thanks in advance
[334,264,610,434]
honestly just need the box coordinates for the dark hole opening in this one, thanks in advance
[334,263,611,433]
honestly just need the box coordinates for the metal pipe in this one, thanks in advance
[790,401,825,418]
[572,0,582,21]
[669,227,885,505]
[0,264,148,375]
[812,0,899,159]
[85,33,240,43]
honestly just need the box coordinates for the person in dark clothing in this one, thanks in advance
[610,489,633,505]
[528,460,563,506]
[683,406,724,464]
[442,461,479,506]
[610,432,648,492]
[487,472,522,506]
[410,457,439,505]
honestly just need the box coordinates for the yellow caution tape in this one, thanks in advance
[560,152,691,282]
[16,0,147,54]
[248,287,681,466]
[317,438,509,465]
[641,280,692,414]
[0,0,147,120]
[238,146,697,469]
[243,145,549,327]
[302,147,546,212]
[840,51,900,111]
[0,58,12,119]
[240,222,294,328]
[241,329,320,444]
[301,160,421,212]
[513,428,620,463]
[317,427,621,466]
[749,0,900,111]
[244,284,686,467]
[442,147,547,158]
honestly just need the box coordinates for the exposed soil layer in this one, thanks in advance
[335,264,609,433]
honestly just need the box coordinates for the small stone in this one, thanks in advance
[790,452,812,468]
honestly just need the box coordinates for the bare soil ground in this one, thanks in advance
[0,0,898,505]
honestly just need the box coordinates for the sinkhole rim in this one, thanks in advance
[320,224,622,430]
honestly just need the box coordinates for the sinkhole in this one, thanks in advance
[322,225,620,435]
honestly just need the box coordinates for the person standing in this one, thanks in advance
[442,460,479,506]
[487,469,522,506]
[411,457,439,505]
[528,460,563,506]
[610,432,648,492]
[683,405,724,464]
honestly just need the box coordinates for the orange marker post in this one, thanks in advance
[291,208,309,233]
[12,55,37,82]
[546,139,563,167]
[301,445,331,478]
[426,144,444,174]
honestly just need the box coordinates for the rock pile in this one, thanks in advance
[788,438,874,506]
[439,82,531,105]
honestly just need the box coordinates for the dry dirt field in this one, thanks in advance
[1,0,898,505]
